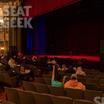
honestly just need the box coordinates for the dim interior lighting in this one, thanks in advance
[0,19,4,23]
[0,47,5,50]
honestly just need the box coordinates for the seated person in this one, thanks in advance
[20,66,30,74]
[8,58,16,68]
[51,65,63,87]
[75,66,86,76]
[19,66,34,81]
[58,64,68,71]
[61,64,68,71]
[64,74,86,90]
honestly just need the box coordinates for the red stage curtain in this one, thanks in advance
[24,0,80,17]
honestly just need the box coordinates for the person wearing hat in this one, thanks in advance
[64,74,86,90]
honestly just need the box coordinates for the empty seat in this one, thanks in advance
[33,83,50,93]
[34,77,45,84]
[18,90,35,104]
[65,88,84,99]
[84,90,103,101]
[43,77,51,85]
[30,91,53,104]
[48,86,65,96]
[74,99,94,104]
[0,73,4,83]
[51,95,73,104]
[77,76,86,85]
[99,79,104,91]
[23,81,36,92]
[0,73,17,87]
[86,79,99,90]
[5,87,20,104]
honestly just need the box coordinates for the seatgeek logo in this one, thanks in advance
[94,97,104,104]
[0,5,33,29]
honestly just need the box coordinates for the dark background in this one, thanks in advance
[22,0,104,55]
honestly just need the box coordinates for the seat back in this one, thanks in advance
[74,99,94,104]
[48,86,65,96]
[23,81,36,92]
[0,73,4,82]
[86,79,98,90]
[43,77,51,85]
[33,83,49,93]
[34,77,45,84]
[2,101,16,104]
[5,87,20,104]
[18,90,35,104]
[51,95,73,104]
[31,91,53,104]
[65,88,84,99]
[84,90,103,101]
[99,79,104,91]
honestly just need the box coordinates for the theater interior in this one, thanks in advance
[0,0,104,104]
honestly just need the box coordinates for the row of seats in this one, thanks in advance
[0,70,104,92]
[22,81,104,101]
[0,72,17,87]
[5,87,94,104]
[34,76,104,91]
[77,76,104,91]
[1,101,16,104]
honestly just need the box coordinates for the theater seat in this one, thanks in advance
[5,87,20,104]
[74,99,94,104]
[0,73,17,87]
[23,81,36,92]
[65,88,84,99]
[33,83,50,93]
[30,91,53,104]
[18,90,35,104]
[48,86,65,96]
[84,90,103,101]
[1,101,16,104]
[51,95,73,104]
[99,79,104,91]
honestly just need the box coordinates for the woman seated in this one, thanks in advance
[64,74,86,90]
[51,65,64,87]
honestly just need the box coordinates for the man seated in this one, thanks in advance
[64,74,86,90]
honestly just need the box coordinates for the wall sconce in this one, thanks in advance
[0,47,5,50]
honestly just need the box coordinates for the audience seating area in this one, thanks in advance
[5,87,95,104]
[0,56,104,104]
